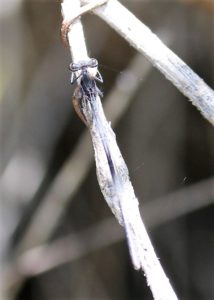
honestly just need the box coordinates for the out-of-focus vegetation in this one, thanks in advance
[0,1,213,299]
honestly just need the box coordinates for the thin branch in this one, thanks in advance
[61,0,89,62]
[61,1,178,299]
[81,0,214,126]
[61,0,108,45]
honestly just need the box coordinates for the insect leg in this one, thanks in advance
[95,70,103,83]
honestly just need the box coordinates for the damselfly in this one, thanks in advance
[70,58,115,180]
[70,58,102,125]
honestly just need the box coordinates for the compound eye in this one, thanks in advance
[69,62,78,71]
[90,58,98,68]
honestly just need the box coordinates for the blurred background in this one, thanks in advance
[0,0,214,299]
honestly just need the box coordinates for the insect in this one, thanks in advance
[70,58,103,126]
[70,58,116,180]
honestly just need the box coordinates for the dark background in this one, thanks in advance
[0,0,214,299]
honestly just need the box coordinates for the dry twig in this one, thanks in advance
[81,0,214,126]
[61,1,178,299]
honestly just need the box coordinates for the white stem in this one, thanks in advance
[61,2,178,299]
[81,0,214,126]
[81,92,178,300]
[61,0,89,62]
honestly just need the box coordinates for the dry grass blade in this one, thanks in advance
[81,0,214,126]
